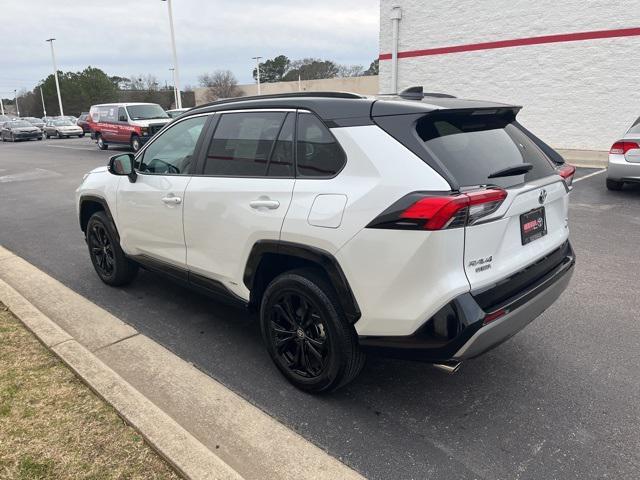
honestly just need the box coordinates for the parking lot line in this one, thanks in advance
[45,143,96,151]
[574,168,606,183]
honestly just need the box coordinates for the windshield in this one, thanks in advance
[126,104,169,121]
[25,117,42,123]
[53,120,74,126]
[12,121,32,128]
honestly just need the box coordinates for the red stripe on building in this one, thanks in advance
[379,27,640,60]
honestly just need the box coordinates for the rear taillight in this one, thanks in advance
[557,164,576,187]
[610,141,639,155]
[367,188,507,231]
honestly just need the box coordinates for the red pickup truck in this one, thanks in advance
[88,102,172,152]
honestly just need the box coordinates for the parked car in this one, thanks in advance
[76,91,575,392]
[44,119,85,138]
[166,108,190,118]
[1,120,42,141]
[606,118,640,190]
[87,102,172,152]
[77,113,91,133]
[23,116,46,131]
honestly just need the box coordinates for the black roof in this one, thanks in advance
[188,91,520,124]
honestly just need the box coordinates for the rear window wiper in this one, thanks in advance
[488,163,533,179]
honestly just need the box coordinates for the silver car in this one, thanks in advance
[44,119,85,139]
[607,119,640,190]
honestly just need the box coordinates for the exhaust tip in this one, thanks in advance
[433,361,462,374]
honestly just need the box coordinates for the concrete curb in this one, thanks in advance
[556,149,608,169]
[0,246,365,480]
[0,277,242,480]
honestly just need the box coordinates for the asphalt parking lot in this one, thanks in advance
[1,137,639,479]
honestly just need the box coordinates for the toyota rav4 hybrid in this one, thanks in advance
[87,102,172,152]
[76,91,576,392]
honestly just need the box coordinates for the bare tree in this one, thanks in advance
[198,70,241,101]
[128,74,160,91]
[337,64,365,77]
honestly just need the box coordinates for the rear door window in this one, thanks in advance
[203,112,286,177]
[416,113,556,188]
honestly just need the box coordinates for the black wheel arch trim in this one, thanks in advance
[78,195,119,243]
[244,240,361,323]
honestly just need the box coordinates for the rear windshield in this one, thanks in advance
[416,113,556,188]
[627,118,640,134]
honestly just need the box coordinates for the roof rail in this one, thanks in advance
[198,91,366,109]
[398,86,457,100]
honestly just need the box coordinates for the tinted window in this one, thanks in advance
[138,115,206,175]
[267,113,294,177]
[204,112,286,176]
[296,113,345,177]
[117,107,127,122]
[416,113,555,188]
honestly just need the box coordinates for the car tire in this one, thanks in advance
[606,178,624,191]
[260,268,365,393]
[96,134,108,150]
[86,211,138,286]
[79,133,85,138]
[130,135,141,153]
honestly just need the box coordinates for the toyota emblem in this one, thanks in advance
[538,189,547,204]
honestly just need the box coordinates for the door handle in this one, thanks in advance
[250,199,280,210]
[161,195,182,205]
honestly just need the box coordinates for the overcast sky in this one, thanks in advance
[0,0,379,96]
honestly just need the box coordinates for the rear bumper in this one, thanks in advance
[359,242,575,362]
[607,155,640,182]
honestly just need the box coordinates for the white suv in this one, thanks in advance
[76,91,576,392]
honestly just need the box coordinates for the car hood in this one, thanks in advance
[89,166,108,174]
[129,118,171,127]
[14,128,39,132]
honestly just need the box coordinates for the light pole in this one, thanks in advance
[0,96,4,116]
[252,56,262,95]
[14,89,20,117]
[40,86,47,117]
[169,67,178,108]
[162,0,182,109]
[45,38,64,116]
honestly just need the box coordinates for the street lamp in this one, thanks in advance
[14,89,20,117]
[0,96,4,116]
[161,0,182,109]
[40,86,47,117]
[252,56,262,95]
[169,67,178,108]
[45,38,64,116]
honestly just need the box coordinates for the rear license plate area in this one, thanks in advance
[520,207,547,245]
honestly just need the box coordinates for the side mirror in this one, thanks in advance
[108,153,137,183]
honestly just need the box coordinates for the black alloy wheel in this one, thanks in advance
[268,291,329,379]
[88,222,115,278]
[260,269,365,392]
[86,211,138,285]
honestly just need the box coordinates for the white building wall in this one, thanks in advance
[379,1,640,151]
